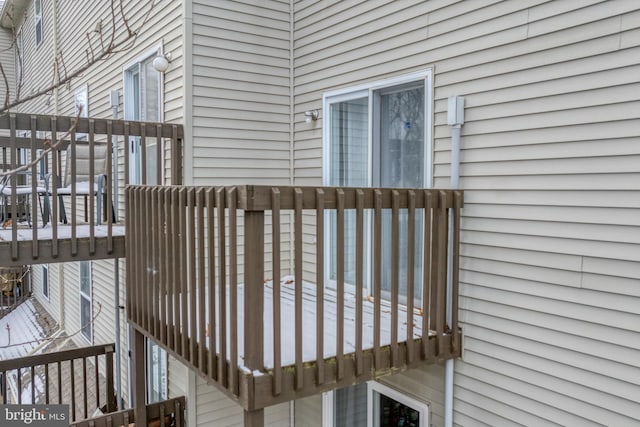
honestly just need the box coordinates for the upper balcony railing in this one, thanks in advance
[126,185,463,410]
[0,113,183,267]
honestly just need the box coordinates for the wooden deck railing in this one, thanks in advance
[0,113,183,267]
[0,266,31,319]
[70,396,186,427]
[127,185,463,410]
[0,343,116,422]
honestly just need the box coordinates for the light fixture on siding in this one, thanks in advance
[152,52,172,72]
[304,110,319,123]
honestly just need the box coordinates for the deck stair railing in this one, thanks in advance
[0,343,117,423]
[70,396,186,427]
[0,113,183,267]
[127,185,463,410]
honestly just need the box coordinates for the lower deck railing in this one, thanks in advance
[70,396,186,427]
[0,343,116,422]
[127,185,463,409]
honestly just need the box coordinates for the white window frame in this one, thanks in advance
[34,0,42,47]
[321,381,430,426]
[321,70,434,297]
[146,339,168,403]
[367,382,429,427]
[79,261,92,343]
[74,84,89,140]
[41,264,49,300]
[123,45,164,185]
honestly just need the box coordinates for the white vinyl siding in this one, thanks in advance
[195,376,291,427]
[79,261,92,343]
[293,1,640,426]
[189,0,291,186]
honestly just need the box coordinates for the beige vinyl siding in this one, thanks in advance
[30,263,60,321]
[195,376,290,427]
[380,365,447,427]
[190,0,291,186]
[293,0,640,425]
[293,394,321,427]
[0,25,15,104]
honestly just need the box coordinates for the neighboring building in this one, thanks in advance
[0,1,638,426]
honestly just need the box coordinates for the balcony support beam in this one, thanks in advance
[244,409,265,427]
[132,328,147,426]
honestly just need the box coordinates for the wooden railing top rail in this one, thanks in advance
[0,113,184,139]
[130,185,464,211]
[69,396,186,427]
[0,343,114,371]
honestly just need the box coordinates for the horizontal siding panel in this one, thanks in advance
[435,138,640,164]
[193,76,289,96]
[461,270,640,317]
[457,356,633,426]
[193,1,289,30]
[436,43,640,97]
[193,65,289,87]
[462,190,640,208]
[462,292,640,353]
[193,16,289,42]
[461,243,582,271]
[463,217,640,244]
[455,173,640,190]
[193,44,289,68]
[462,230,640,262]
[461,204,640,226]
[461,333,640,421]
[435,120,640,151]
[454,383,560,427]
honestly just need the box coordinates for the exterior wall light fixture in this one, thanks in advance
[304,110,319,123]
[152,53,172,72]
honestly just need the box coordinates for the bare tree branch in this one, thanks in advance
[0,62,9,109]
[0,107,82,179]
[0,0,157,115]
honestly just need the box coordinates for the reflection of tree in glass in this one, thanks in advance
[381,87,424,188]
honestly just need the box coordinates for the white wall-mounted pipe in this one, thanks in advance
[445,96,464,427]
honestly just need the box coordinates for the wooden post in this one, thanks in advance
[243,210,264,427]
[244,409,265,427]
[132,328,147,425]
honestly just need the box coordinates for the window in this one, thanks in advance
[367,382,429,427]
[323,71,433,303]
[146,340,167,403]
[34,0,42,46]
[42,265,49,299]
[74,85,89,140]
[79,261,92,342]
[321,381,429,427]
[124,51,161,185]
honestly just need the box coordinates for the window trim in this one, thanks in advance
[320,381,430,426]
[367,381,429,427]
[41,264,49,300]
[321,70,434,297]
[79,261,92,344]
[34,0,42,47]
[322,69,434,188]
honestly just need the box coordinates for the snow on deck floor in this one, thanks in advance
[189,277,428,370]
[0,223,125,241]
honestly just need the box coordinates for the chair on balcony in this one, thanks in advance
[0,165,50,228]
[55,143,113,225]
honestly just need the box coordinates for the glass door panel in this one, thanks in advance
[376,84,425,304]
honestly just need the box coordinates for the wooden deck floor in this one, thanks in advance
[0,224,126,266]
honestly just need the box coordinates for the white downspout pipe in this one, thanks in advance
[445,96,464,427]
